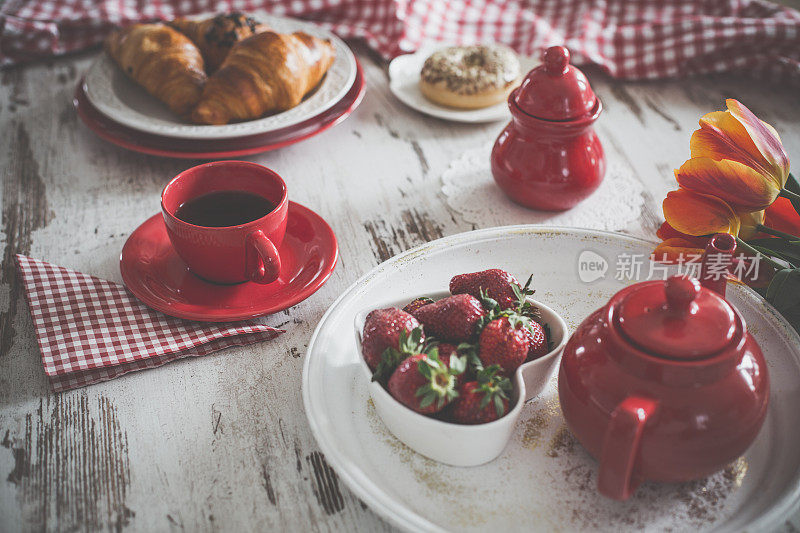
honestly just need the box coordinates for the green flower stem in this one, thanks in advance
[755,223,800,241]
[735,237,787,271]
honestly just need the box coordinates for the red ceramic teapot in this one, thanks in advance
[558,233,769,500]
[491,46,605,211]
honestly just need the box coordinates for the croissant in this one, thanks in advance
[191,31,335,125]
[106,24,206,116]
[169,13,270,73]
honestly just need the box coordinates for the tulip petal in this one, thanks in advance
[726,99,790,187]
[738,209,765,240]
[695,111,765,170]
[765,197,800,237]
[675,157,780,210]
[656,221,681,241]
[656,221,713,248]
[663,188,741,237]
[652,238,706,263]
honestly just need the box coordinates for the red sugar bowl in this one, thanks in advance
[491,46,605,211]
[558,234,769,500]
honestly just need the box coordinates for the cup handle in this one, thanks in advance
[246,230,281,284]
[597,396,659,500]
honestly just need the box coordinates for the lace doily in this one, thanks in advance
[442,144,644,231]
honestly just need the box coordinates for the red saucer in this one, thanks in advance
[75,60,365,159]
[120,202,338,321]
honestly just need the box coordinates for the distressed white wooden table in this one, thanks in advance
[1,44,799,532]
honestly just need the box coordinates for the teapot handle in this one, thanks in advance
[597,396,659,500]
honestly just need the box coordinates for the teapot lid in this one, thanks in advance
[513,46,597,121]
[617,276,737,360]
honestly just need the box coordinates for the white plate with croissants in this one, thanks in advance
[84,12,357,139]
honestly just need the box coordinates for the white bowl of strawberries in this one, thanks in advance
[355,269,568,467]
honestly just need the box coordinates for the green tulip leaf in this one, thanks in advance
[784,173,800,214]
[748,239,800,267]
[765,268,800,313]
[786,173,800,195]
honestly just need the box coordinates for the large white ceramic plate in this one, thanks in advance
[388,45,539,123]
[302,226,800,532]
[84,12,357,139]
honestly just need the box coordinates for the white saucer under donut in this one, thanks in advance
[388,45,539,123]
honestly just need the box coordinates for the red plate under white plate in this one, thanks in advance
[120,202,338,322]
[74,60,365,159]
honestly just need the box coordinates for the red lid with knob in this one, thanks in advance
[616,275,737,360]
[513,46,597,121]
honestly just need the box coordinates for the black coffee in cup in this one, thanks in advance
[175,191,276,227]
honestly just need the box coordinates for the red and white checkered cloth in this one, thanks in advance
[15,254,283,392]
[1,0,799,85]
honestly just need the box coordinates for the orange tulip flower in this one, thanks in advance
[662,188,741,237]
[652,238,705,262]
[655,99,799,315]
[675,99,790,211]
[652,222,707,261]
[655,189,765,261]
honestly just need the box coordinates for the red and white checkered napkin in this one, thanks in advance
[15,255,283,392]
[1,0,800,85]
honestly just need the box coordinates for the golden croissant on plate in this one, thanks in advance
[169,12,270,73]
[105,24,206,116]
[191,31,336,125]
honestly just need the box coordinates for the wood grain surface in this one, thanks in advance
[1,43,799,532]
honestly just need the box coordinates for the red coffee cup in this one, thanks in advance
[161,161,288,284]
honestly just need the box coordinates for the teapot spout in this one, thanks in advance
[700,233,737,298]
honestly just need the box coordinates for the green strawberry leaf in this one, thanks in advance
[493,395,506,418]
[416,383,433,398]
[399,327,425,355]
[512,274,535,311]
[471,365,510,418]
[497,379,512,395]
[458,342,483,373]
[419,391,435,408]
[479,393,492,410]
[418,359,433,379]
[479,288,499,313]
[371,347,405,385]
[448,355,467,375]
[436,394,448,409]
[477,364,501,383]
[425,346,440,362]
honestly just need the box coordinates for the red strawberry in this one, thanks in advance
[525,320,549,361]
[450,365,512,424]
[402,297,434,315]
[478,316,529,374]
[387,353,465,414]
[371,327,425,384]
[411,294,486,342]
[434,343,458,367]
[427,342,483,379]
[450,269,522,310]
[362,308,423,371]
